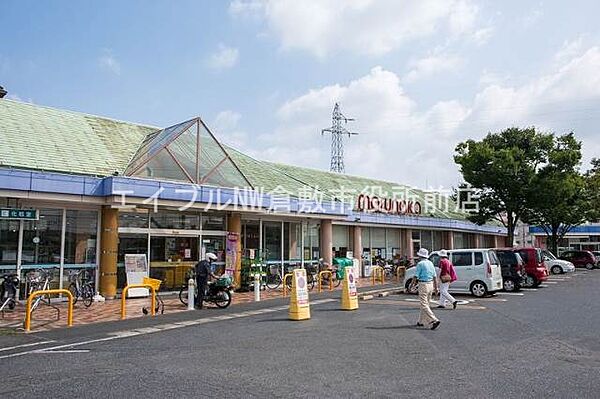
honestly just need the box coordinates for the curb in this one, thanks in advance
[357,286,404,300]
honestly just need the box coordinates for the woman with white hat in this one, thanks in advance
[414,248,441,330]
[437,249,458,309]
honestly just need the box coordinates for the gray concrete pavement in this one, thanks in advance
[1,270,599,398]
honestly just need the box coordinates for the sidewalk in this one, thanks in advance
[0,277,400,333]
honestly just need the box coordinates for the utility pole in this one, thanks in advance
[321,103,358,173]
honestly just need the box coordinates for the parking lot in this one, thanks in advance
[1,268,598,398]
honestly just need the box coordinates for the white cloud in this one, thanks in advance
[98,50,121,75]
[403,52,464,83]
[207,44,239,70]
[211,110,248,149]
[230,0,492,57]
[554,36,585,63]
[235,46,600,188]
[520,3,543,28]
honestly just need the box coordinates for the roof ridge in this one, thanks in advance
[1,98,160,130]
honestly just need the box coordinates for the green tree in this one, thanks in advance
[454,127,554,245]
[523,133,587,254]
[586,158,600,222]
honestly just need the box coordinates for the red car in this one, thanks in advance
[513,247,548,287]
[559,250,598,270]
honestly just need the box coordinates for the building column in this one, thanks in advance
[99,206,118,299]
[320,219,333,266]
[403,229,413,260]
[228,213,242,289]
[352,225,362,266]
[445,231,454,250]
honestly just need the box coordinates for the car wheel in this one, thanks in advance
[585,263,594,270]
[405,279,418,295]
[503,278,516,292]
[470,281,488,297]
[551,265,563,275]
[523,275,536,288]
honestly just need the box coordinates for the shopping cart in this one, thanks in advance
[142,277,165,315]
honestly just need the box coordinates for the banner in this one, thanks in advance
[225,232,239,277]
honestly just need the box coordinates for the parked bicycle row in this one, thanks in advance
[0,267,95,314]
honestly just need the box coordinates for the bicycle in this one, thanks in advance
[0,272,19,312]
[142,277,165,315]
[25,268,56,312]
[67,269,95,307]
[265,264,283,290]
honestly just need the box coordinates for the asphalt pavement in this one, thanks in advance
[1,270,599,398]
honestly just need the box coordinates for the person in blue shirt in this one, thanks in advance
[413,248,441,330]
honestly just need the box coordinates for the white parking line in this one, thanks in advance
[520,288,538,291]
[0,340,55,352]
[496,292,525,296]
[0,299,338,360]
[543,281,558,284]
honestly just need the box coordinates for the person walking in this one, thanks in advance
[195,252,218,309]
[437,249,458,309]
[414,248,441,330]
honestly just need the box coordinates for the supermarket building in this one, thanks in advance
[0,99,507,299]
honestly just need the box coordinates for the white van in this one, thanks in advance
[403,249,503,297]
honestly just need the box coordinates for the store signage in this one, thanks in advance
[0,208,38,220]
[355,194,421,216]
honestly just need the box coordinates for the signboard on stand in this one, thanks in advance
[289,268,310,320]
[225,232,239,277]
[341,266,358,310]
[124,254,149,297]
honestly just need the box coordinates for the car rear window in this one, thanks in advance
[474,252,483,265]
[452,252,472,266]
[496,251,517,266]
[517,250,529,263]
[535,249,542,263]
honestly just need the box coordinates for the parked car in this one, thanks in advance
[592,251,600,263]
[514,247,548,287]
[541,249,575,274]
[403,249,503,297]
[559,250,597,270]
[495,249,526,292]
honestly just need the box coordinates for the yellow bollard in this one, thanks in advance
[289,268,310,320]
[396,266,406,283]
[121,283,156,320]
[24,289,74,332]
[341,267,359,310]
[371,266,384,285]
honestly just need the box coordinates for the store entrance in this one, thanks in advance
[150,235,198,290]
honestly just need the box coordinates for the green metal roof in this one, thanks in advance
[0,98,466,220]
[0,99,156,176]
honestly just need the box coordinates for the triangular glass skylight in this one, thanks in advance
[124,118,252,189]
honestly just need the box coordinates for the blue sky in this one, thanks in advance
[2,0,600,188]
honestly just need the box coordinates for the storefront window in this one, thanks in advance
[151,212,200,230]
[421,230,433,252]
[287,222,301,262]
[301,223,320,264]
[453,232,465,249]
[433,231,444,251]
[386,228,401,259]
[333,225,349,258]
[243,220,260,250]
[263,222,281,262]
[361,228,371,266]
[202,213,225,231]
[21,209,62,267]
[119,211,149,228]
[371,228,386,260]
[150,236,198,290]
[201,236,226,272]
[0,220,19,271]
[64,210,98,266]
[117,233,148,289]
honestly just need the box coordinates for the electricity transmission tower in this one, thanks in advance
[321,103,359,173]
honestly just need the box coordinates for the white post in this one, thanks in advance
[187,278,195,310]
[254,273,261,302]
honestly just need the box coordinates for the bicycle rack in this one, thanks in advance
[371,266,385,285]
[318,271,333,293]
[282,273,294,297]
[24,289,73,332]
[121,283,156,319]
